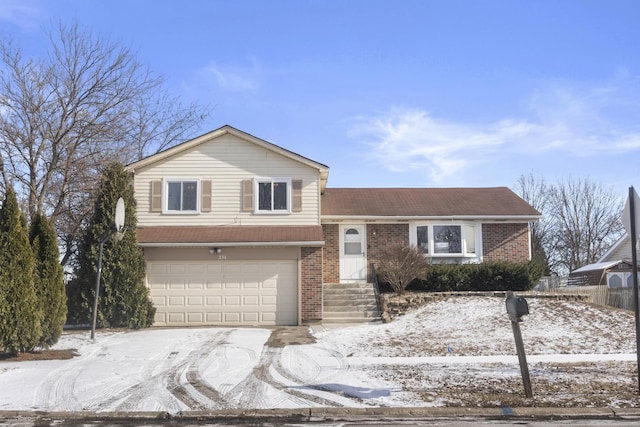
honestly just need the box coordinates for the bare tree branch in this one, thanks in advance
[0,21,209,265]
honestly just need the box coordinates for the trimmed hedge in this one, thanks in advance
[378,261,540,293]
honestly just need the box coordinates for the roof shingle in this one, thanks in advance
[137,225,324,245]
[321,187,540,217]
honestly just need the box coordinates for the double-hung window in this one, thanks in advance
[413,222,478,260]
[256,178,290,213]
[166,180,198,212]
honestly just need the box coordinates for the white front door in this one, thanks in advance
[339,224,367,282]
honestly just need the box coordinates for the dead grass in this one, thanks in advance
[0,349,78,362]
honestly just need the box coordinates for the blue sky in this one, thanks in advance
[1,0,639,196]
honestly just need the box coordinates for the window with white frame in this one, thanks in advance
[413,223,478,258]
[166,180,198,212]
[256,178,290,212]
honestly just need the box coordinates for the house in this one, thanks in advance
[573,233,639,288]
[567,260,635,288]
[599,233,635,263]
[128,125,541,327]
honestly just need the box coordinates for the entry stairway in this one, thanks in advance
[322,282,380,323]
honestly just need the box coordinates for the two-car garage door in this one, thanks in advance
[147,260,298,326]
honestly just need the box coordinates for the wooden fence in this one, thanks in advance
[543,283,636,311]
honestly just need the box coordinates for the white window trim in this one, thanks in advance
[410,222,482,259]
[163,178,201,214]
[254,177,292,214]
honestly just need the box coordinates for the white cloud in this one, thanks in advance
[350,75,640,185]
[0,0,43,30]
[199,59,260,92]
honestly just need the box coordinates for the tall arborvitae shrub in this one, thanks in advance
[67,162,155,328]
[30,213,67,348]
[0,188,41,354]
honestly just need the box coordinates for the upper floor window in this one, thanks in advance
[166,180,198,212]
[414,223,478,257]
[256,178,290,213]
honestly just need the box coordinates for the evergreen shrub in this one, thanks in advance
[378,261,541,293]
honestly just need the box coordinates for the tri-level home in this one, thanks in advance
[128,125,541,327]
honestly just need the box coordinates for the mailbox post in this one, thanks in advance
[505,291,533,398]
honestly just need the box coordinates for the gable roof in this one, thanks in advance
[598,233,630,263]
[127,125,330,192]
[321,187,541,219]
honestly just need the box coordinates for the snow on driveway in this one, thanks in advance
[0,296,637,411]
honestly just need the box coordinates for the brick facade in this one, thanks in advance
[482,223,530,263]
[300,246,323,323]
[322,224,340,283]
[366,223,410,280]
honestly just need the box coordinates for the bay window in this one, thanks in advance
[413,222,479,259]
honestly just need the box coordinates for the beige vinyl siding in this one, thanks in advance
[608,239,632,262]
[134,133,321,227]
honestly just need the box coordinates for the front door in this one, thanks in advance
[339,224,367,282]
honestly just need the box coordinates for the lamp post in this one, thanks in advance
[90,198,125,341]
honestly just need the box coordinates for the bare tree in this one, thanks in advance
[514,173,551,275]
[122,91,208,162]
[546,177,624,274]
[514,174,624,276]
[0,22,208,264]
[378,242,429,295]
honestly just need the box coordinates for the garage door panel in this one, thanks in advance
[150,264,167,274]
[225,281,241,289]
[243,295,259,305]
[206,295,222,306]
[188,296,203,306]
[148,260,298,326]
[206,312,222,322]
[206,280,222,289]
[243,280,259,289]
[262,312,276,322]
[169,279,185,289]
[169,264,186,274]
[224,295,241,306]
[188,264,205,274]
[243,312,259,323]
[225,264,242,274]
[151,295,166,307]
[187,312,204,323]
[225,312,240,323]
[243,263,261,274]
[168,296,185,306]
[262,295,276,305]
[262,278,277,289]
[168,312,185,323]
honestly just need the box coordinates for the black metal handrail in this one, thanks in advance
[370,262,382,318]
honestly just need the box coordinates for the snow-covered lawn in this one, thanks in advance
[0,296,637,411]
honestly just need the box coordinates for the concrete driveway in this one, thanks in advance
[0,326,384,413]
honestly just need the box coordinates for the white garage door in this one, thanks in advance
[147,260,298,326]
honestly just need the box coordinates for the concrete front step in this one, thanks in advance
[324,299,377,306]
[323,310,380,318]
[323,288,375,295]
[322,317,380,325]
[322,282,380,323]
[324,282,373,289]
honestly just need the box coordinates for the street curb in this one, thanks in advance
[1,407,640,423]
